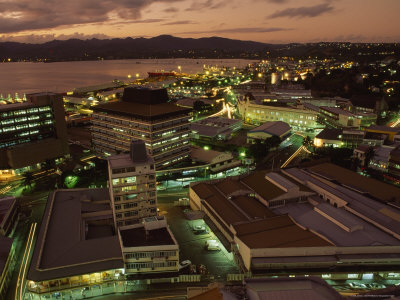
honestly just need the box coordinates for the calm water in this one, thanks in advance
[0,59,255,96]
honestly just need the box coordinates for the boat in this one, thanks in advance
[147,71,177,78]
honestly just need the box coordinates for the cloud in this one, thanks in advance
[185,0,230,11]
[0,0,183,34]
[163,7,179,13]
[179,27,291,35]
[163,20,197,25]
[269,2,334,18]
[0,32,112,43]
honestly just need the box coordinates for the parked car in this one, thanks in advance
[205,240,221,251]
[193,225,208,234]
[179,260,192,270]
[367,283,386,289]
[348,282,367,289]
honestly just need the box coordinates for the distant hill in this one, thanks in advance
[0,36,399,62]
[0,35,274,61]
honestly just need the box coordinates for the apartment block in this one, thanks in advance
[92,87,192,169]
[108,140,157,228]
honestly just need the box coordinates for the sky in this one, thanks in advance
[0,0,399,44]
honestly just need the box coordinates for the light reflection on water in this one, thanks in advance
[0,58,255,95]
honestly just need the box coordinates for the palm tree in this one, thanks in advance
[23,171,34,190]
[302,136,313,148]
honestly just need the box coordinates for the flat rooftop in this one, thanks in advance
[249,121,291,136]
[120,227,175,248]
[28,188,123,282]
[108,153,154,169]
[93,101,191,121]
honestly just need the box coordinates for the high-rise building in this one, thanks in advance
[92,87,191,169]
[0,93,69,178]
[108,141,157,228]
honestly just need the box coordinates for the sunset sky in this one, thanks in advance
[0,0,399,43]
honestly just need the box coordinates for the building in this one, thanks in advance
[247,121,291,144]
[388,146,400,179]
[108,140,157,228]
[350,95,388,117]
[119,216,179,276]
[27,188,125,299]
[245,277,342,300]
[237,98,318,131]
[0,236,15,299]
[191,117,242,141]
[365,125,400,143]
[91,87,192,169]
[0,196,18,237]
[189,164,400,277]
[318,106,376,130]
[190,146,241,173]
[313,129,343,148]
[0,92,69,179]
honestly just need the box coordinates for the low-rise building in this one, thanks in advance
[191,117,242,141]
[247,121,291,144]
[189,163,400,276]
[0,196,18,237]
[119,216,179,276]
[313,129,343,148]
[237,98,318,131]
[190,146,241,173]
[0,236,15,299]
[318,106,376,130]
[365,125,400,143]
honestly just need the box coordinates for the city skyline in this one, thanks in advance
[0,0,399,43]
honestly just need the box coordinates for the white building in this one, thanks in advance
[108,141,157,228]
[118,216,179,275]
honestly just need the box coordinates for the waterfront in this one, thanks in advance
[0,58,255,95]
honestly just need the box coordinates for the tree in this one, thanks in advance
[365,147,375,167]
[23,171,34,189]
[193,100,206,112]
[302,136,313,148]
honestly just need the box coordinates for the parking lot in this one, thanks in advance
[157,188,239,278]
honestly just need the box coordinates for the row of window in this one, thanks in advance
[126,261,177,270]
[125,250,177,260]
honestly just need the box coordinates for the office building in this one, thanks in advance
[0,93,69,179]
[318,106,376,130]
[189,163,400,276]
[237,97,318,131]
[108,140,157,228]
[91,87,192,169]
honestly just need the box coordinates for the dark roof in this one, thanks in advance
[0,235,13,277]
[130,140,148,163]
[120,227,175,247]
[93,101,191,121]
[350,94,381,109]
[122,87,169,105]
[28,189,123,282]
[241,171,286,201]
[367,125,400,133]
[315,128,342,140]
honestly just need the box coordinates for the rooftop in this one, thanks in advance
[119,226,175,248]
[367,125,400,133]
[249,121,291,137]
[94,101,191,121]
[315,128,342,140]
[28,188,123,282]
[320,106,354,117]
[308,163,400,203]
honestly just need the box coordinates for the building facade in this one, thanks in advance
[0,93,69,179]
[108,141,157,228]
[92,87,192,169]
[237,98,318,131]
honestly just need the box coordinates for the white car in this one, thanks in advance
[179,260,191,270]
